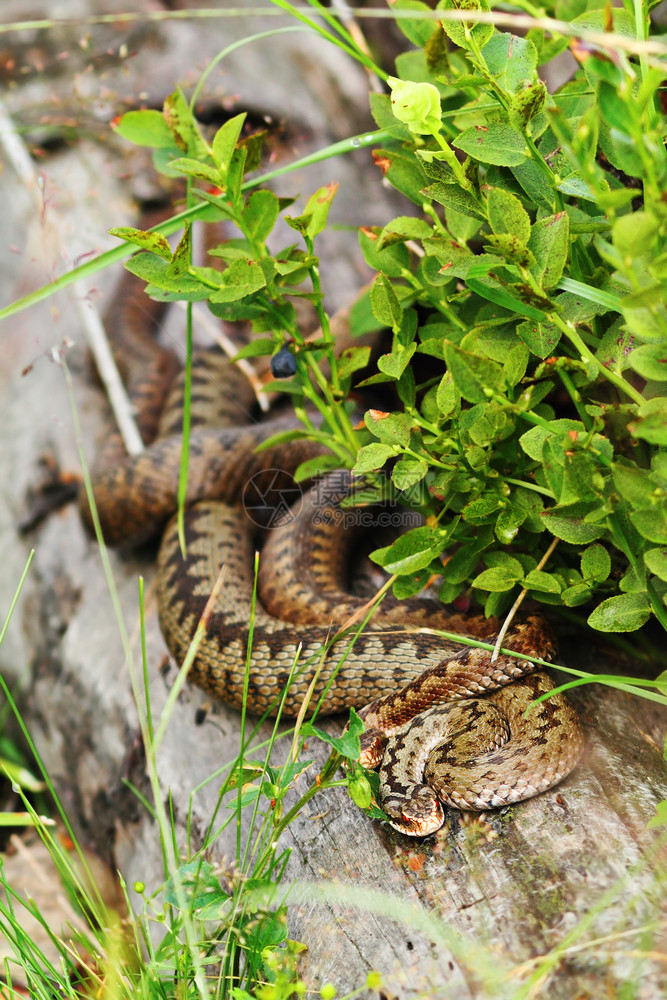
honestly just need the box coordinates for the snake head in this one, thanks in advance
[382,784,445,838]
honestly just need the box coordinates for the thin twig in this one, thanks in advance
[330,0,384,93]
[0,99,144,455]
[491,535,560,662]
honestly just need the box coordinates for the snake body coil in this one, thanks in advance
[85,272,584,836]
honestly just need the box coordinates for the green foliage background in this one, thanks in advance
[111,0,667,641]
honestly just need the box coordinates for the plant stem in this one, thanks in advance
[272,751,342,838]
[549,314,645,406]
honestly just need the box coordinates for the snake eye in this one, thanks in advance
[271,345,297,379]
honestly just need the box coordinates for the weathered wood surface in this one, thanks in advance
[1,4,666,998]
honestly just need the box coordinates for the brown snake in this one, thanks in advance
[83,270,584,837]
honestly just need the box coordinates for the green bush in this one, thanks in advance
[110,0,667,642]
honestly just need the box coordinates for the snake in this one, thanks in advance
[82,267,584,837]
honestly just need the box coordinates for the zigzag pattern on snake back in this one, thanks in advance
[84,268,584,837]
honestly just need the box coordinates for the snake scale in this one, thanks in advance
[83,268,584,837]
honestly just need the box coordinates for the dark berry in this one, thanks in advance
[270,345,297,378]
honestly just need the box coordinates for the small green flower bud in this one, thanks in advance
[366,971,383,990]
[387,77,442,135]
[348,773,373,810]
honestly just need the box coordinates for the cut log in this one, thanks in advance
[0,5,666,998]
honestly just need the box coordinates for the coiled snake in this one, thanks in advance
[83,271,584,837]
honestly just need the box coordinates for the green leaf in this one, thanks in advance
[441,532,492,585]
[483,233,535,268]
[352,442,400,474]
[519,419,584,461]
[373,144,429,204]
[541,437,565,500]
[164,88,207,157]
[486,187,531,243]
[242,190,280,243]
[439,0,494,48]
[595,320,634,374]
[482,32,538,93]
[285,183,338,240]
[112,109,175,148]
[422,182,486,220]
[377,341,416,379]
[581,544,611,583]
[165,860,219,909]
[556,171,597,201]
[454,123,529,167]
[628,343,667,382]
[612,459,655,509]
[108,226,173,261]
[524,569,562,593]
[165,222,192,279]
[463,494,506,521]
[169,156,221,185]
[511,158,556,209]
[644,548,667,582]
[629,398,667,446]
[371,525,446,574]
[587,592,651,633]
[528,212,570,290]
[563,450,605,502]
[422,236,483,276]
[392,0,441,47]
[561,582,594,607]
[598,116,644,177]
[516,318,561,358]
[303,708,365,760]
[629,507,667,545]
[392,455,428,489]
[362,232,408,280]
[556,281,621,319]
[442,342,505,404]
[541,501,608,543]
[436,370,460,415]
[337,345,371,381]
[124,251,209,299]
[495,506,526,544]
[598,80,632,135]
[209,259,266,303]
[233,338,275,360]
[612,210,659,261]
[370,274,403,329]
[503,344,530,388]
[365,411,412,448]
[570,7,636,40]
[379,215,434,248]
[510,81,548,126]
[472,565,521,592]
[211,112,246,174]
